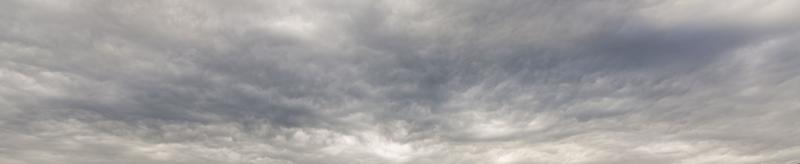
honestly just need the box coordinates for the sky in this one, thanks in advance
[1,0,799,164]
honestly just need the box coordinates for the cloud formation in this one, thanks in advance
[1,0,799,163]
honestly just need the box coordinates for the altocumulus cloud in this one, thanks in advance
[1,0,799,163]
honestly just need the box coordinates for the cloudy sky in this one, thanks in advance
[1,0,799,163]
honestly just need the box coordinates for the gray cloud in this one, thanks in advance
[1,0,799,163]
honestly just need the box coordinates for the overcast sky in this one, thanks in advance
[1,0,799,164]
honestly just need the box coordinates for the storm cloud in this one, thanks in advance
[1,0,799,163]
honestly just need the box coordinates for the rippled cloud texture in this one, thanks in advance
[2,0,800,163]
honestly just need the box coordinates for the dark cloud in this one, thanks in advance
[1,0,799,163]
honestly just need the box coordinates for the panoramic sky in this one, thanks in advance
[1,0,799,164]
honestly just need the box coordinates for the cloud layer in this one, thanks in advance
[1,0,799,163]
